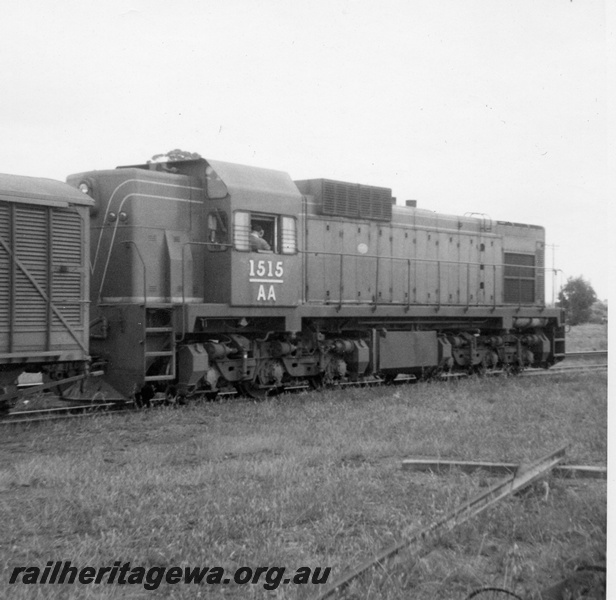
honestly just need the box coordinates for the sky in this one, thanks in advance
[0,0,610,300]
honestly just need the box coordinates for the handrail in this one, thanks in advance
[406,258,412,312]
[492,263,497,311]
[338,253,344,311]
[305,249,552,308]
[123,241,147,307]
[373,254,380,310]
[304,248,543,269]
[123,241,147,378]
[171,241,553,322]
[466,262,471,311]
[180,241,215,342]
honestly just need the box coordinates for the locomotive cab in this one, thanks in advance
[199,159,302,308]
[67,158,305,398]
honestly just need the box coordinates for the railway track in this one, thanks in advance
[564,350,607,360]
[1,401,133,426]
[522,363,607,376]
[2,351,607,425]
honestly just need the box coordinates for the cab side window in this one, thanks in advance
[233,211,251,251]
[280,216,296,255]
[233,211,296,254]
[249,216,275,253]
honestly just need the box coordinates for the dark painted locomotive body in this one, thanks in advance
[66,158,564,401]
[0,157,566,408]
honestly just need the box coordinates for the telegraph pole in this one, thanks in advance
[545,243,559,306]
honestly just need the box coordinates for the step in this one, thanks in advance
[142,303,174,309]
[145,327,174,334]
[144,374,176,382]
[145,351,175,358]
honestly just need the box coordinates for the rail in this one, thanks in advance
[1,401,131,426]
[564,351,607,360]
[2,358,603,423]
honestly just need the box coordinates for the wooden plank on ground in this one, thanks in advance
[401,459,606,480]
[313,445,568,600]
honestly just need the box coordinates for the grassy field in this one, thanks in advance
[0,368,606,599]
[566,323,608,352]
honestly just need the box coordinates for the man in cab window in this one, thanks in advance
[250,226,271,252]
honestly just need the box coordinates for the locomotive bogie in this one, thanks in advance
[167,323,557,399]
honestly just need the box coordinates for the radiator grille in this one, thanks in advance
[303,179,392,221]
[323,181,360,217]
[359,185,392,220]
[504,252,536,304]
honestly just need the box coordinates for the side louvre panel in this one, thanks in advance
[52,209,84,327]
[14,205,48,327]
[0,203,10,327]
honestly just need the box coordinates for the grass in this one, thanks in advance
[0,370,606,599]
[566,323,608,352]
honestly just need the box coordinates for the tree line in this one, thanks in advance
[558,276,606,326]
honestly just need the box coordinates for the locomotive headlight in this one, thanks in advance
[78,182,90,195]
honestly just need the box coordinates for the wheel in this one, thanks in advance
[307,374,325,391]
[382,372,398,385]
[236,381,269,401]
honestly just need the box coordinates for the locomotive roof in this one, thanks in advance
[0,172,94,208]
[206,159,302,199]
[117,158,302,200]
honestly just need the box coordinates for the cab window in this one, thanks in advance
[233,211,251,251]
[233,211,296,254]
[280,216,296,255]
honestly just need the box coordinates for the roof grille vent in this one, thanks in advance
[295,178,392,221]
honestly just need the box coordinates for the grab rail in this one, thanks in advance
[304,250,549,309]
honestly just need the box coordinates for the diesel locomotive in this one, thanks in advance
[0,157,565,407]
